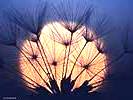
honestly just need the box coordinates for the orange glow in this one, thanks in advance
[18,22,107,93]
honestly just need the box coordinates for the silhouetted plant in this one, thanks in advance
[0,0,132,98]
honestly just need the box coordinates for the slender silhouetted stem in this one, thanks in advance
[70,41,88,76]
[62,47,67,79]
[35,41,52,80]
[64,33,73,78]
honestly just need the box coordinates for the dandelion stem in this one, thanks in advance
[70,41,88,76]
[36,40,54,80]
[64,33,73,78]
[62,46,67,79]
[35,59,50,79]
[28,40,34,55]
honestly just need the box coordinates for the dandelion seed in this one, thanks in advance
[51,60,57,66]
[95,39,106,54]
[31,54,38,60]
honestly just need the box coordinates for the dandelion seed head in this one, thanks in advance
[18,21,107,94]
